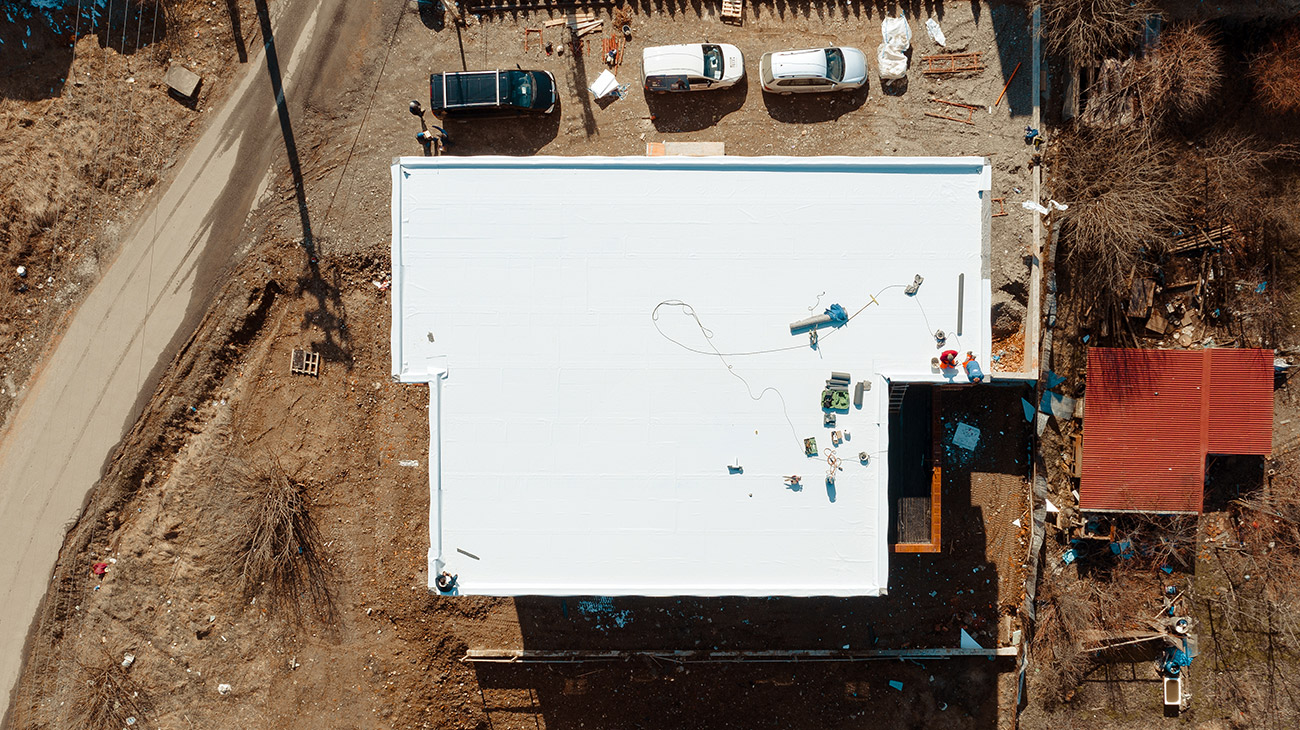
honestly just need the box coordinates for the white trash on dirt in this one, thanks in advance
[1022,200,1050,215]
[926,18,946,47]
[878,16,912,80]
[399,459,420,467]
[121,653,135,668]
[217,683,232,695]
[589,70,619,99]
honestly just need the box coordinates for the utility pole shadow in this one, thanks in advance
[250,0,351,368]
[253,0,313,250]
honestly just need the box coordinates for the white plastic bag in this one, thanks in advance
[881,16,912,52]
[589,70,619,99]
[877,45,908,80]
[925,18,946,47]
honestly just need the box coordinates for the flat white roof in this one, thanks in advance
[392,156,992,596]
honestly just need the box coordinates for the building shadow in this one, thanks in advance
[0,0,170,101]
[989,0,1032,117]
[472,656,1008,729]
[647,82,748,133]
[761,84,869,124]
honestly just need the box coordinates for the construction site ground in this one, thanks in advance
[5,1,1038,728]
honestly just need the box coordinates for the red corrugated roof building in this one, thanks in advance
[1080,347,1274,513]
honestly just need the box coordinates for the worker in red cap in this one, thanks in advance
[939,350,959,369]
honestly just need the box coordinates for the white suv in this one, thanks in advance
[642,43,745,93]
[759,47,868,94]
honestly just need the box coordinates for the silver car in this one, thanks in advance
[642,43,745,93]
[759,47,869,94]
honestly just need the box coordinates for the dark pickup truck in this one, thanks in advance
[429,70,558,117]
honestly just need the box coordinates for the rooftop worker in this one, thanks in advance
[963,352,985,383]
[939,349,959,369]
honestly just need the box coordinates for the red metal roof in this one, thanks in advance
[1080,347,1273,513]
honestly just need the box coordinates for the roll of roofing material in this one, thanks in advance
[830,371,851,382]
[789,313,832,333]
[854,381,865,407]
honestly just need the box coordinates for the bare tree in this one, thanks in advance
[1042,0,1152,66]
[1139,23,1224,122]
[1251,23,1300,115]
[1049,127,1192,297]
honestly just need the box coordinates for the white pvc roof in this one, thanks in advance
[391,156,992,596]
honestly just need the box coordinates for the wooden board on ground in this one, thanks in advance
[646,141,726,156]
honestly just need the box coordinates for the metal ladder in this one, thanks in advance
[888,383,909,414]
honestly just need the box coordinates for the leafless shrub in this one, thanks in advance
[1050,128,1192,296]
[226,458,333,622]
[1200,135,1300,228]
[1033,574,1099,705]
[1042,0,1151,66]
[1139,23,1223,122]
[71,654,147,730]
[1112,515,1199,571]
[1251,23,1300,114]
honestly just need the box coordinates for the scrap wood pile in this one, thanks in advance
[525,12,606,55]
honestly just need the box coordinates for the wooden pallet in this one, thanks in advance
[290,349,320,377]
[721,0,743,24]
[921,52,984,75]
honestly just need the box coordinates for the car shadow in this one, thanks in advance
[646,82,748,133]
[442,108,563,155]
[761,84,869,124]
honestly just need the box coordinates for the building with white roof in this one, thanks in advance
[390,155,992,597]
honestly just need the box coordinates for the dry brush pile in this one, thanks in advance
[224,458,334,623]
[70,653,149,730]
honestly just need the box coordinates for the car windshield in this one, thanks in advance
[702,44,724,81]
[825,48,845,82]
[504,70,534,107]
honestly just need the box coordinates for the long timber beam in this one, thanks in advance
[463,647,1018,664]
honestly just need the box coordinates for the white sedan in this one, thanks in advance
[759,47,869,94]
[642,43,745,93]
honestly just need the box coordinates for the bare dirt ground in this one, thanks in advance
[0,0,263,431]
[6,1,1038,729]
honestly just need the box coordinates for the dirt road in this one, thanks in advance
[0,0,353,713]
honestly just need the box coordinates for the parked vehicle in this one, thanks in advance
[759,47,868,94]
[642,43,744,92]
[429,69,558,117]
